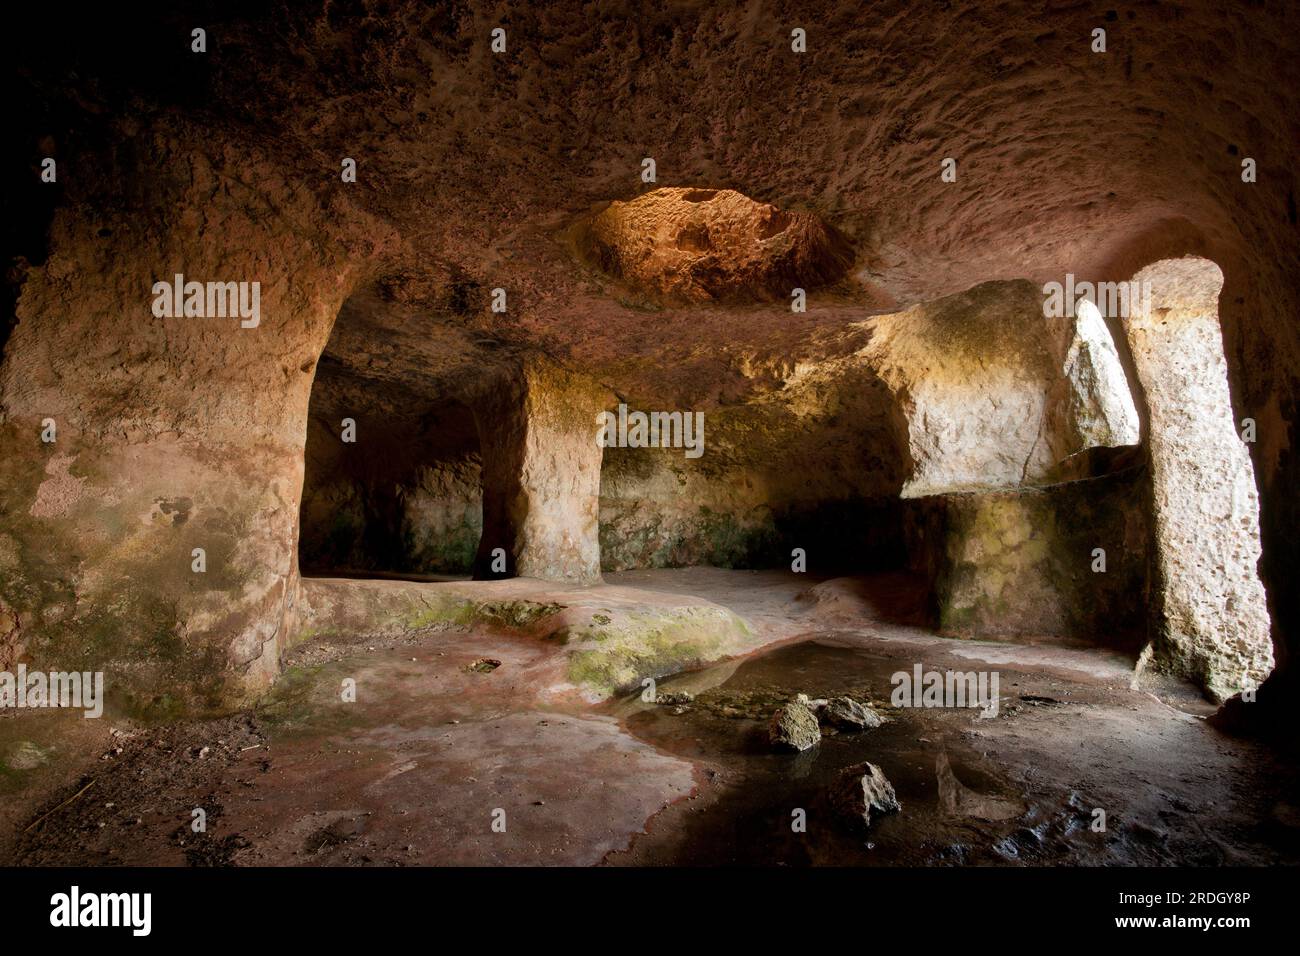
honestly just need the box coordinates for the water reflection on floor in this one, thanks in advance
[608,637,1294,866]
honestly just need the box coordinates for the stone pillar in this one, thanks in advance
[473,358,607,584]
[1123,257,1274,701]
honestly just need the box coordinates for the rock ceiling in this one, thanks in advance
[7,0,1298,417]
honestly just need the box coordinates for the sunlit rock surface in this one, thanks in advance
[1123,258,1274,701]
[573,187,853,303]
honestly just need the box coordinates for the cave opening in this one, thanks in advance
[297,287,485,580]
[298,391,483,579]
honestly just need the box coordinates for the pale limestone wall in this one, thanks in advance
[596,362,909,571]
[863,281,1139,498]
[904,468,1149,650]
[598,448,903,572]
[1066,300,1141,449]
[597,281,1141,576]
[1123,257,1274,700]
[400,462,483,573]
[599,450,781,570]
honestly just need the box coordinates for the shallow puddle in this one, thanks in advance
[611,637,1099,865]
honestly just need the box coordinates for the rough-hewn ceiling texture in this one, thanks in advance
[2,1,1297,715]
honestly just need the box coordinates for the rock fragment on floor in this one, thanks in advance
[816,695,883,731]
[831,761,901,829]
[768,698,821,751]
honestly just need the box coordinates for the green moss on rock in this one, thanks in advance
[563,606,752,697]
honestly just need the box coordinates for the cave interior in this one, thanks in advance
[1,1,1298,867]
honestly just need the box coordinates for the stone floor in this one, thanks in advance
[2,569,1297,866]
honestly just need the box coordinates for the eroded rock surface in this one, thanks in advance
[769,698,822,751]
[831,762,902,830]
[863,281,1138,497]
[573,187,853,303]
[904,464,1149,650]
[818,696,883,731]
[1123,258,1274,700]
[1,2,1295,715]
[293,575,759,701]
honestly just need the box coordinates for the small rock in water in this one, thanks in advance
[818,696,883,731]
[656,691,695,706]
[831,761,902,829]
[769,699,822,752]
